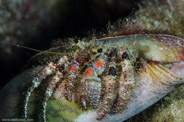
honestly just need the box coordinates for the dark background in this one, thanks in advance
[0,0,139,90]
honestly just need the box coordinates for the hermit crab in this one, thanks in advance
[21,34,184,122]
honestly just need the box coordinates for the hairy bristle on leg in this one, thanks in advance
[42,71,63,122]
[96,56,117,120]
[23,56,69,119]
[116,50,135,112]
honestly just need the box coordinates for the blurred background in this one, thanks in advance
[0,0,139,90]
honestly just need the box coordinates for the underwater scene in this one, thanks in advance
[0,0,184,122]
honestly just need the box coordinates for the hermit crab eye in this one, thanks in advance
[97,48,103,53]
[122,52,129,59]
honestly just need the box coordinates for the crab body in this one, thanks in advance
[23,34,184,122]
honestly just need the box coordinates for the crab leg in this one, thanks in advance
[42,57,83,121]
[96,56,117,120]
[23,56,69,119]
[55,61,81,102]
[53,54,89,101]
[64,62,80,101]
[63,49,91,101]
[116,50,135,112]
[76,55,107,110]
[42,71,63,122]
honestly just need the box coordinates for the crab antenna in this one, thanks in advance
[10,44,78,55]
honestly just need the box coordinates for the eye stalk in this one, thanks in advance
[75,38,102,55]
[75,39,85,50]
[92,48,103,54]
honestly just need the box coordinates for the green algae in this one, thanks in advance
[46,98,84,121]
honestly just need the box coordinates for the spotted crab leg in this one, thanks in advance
[96,56,118,120]
[23,56,69,119]
[42,54,85,121]
[42,71,63,122]
[116,49,135,112]
[63,52,90,101]
[53,53,89,101]
[64,61,80,101]
[76,55,107,110]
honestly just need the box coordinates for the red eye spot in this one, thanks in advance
[69,64,77,72]
[96,60,103,68]
[85,68,94,77]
